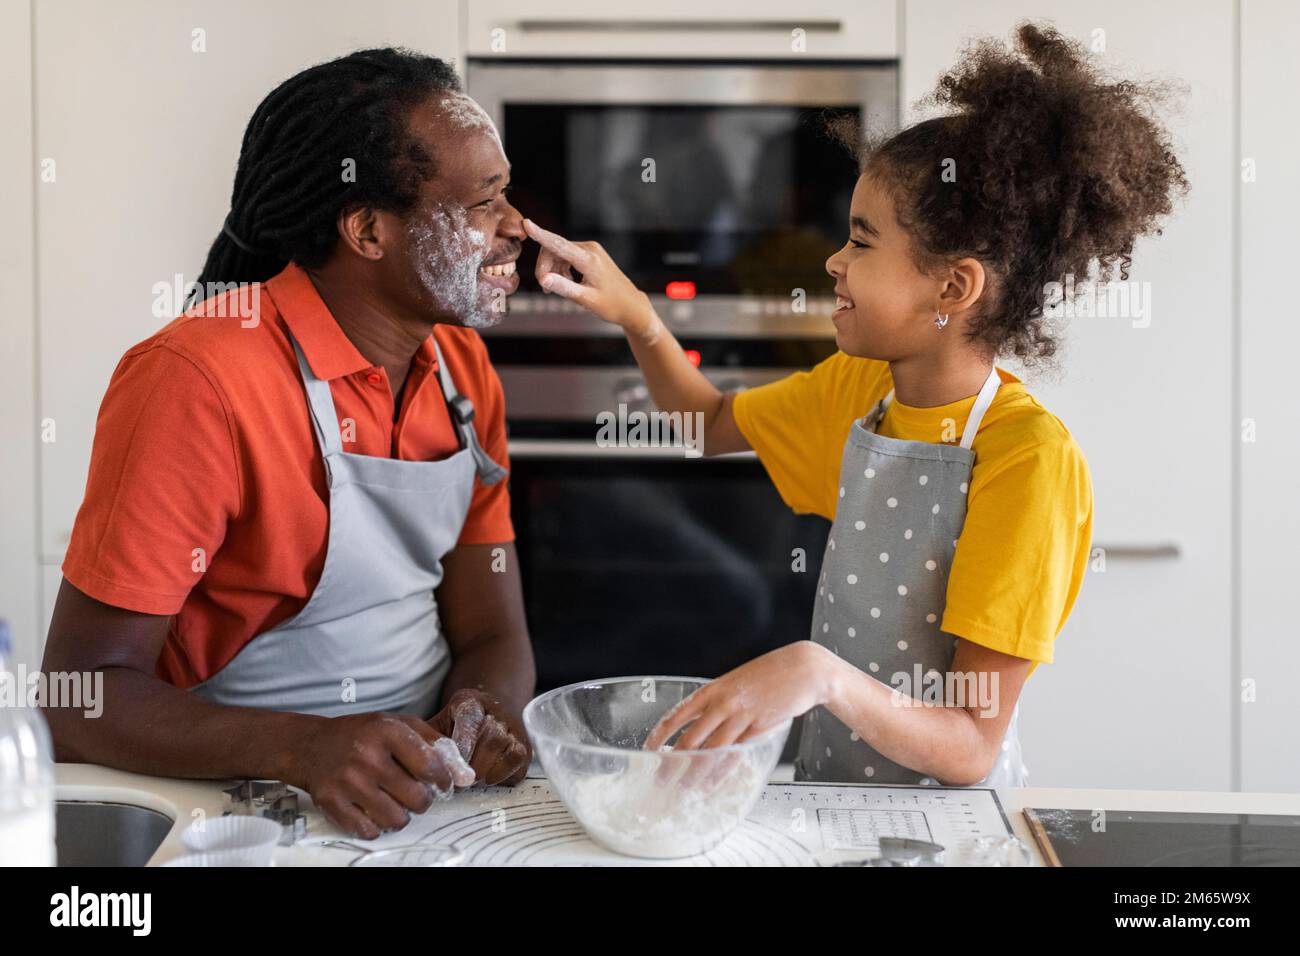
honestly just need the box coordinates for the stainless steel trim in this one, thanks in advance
[1089,543,1182,559]
[468,62,897,115]
[516,20,844,34]
[509,438,757,461]
[486,294,839,339]
[497,366,792,420]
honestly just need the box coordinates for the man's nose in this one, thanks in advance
[499,200,525,240]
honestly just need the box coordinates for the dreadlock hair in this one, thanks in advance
[191,47,462,302]
[829,21,1188,367]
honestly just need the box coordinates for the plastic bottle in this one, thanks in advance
[0,620,56,866]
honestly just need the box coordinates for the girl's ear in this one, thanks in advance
[937,257,987,317]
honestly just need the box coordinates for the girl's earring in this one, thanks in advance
[934,310,949,330]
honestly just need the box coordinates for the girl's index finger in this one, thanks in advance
[524,218,594,269]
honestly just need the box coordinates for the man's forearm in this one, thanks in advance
[438,635,535,716]
[43,666,326,787]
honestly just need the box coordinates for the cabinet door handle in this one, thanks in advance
[1089,542,1182,559]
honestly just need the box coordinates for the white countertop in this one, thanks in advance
[55,762,1300,867]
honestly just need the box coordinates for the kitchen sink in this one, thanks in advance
[55,800,174,867]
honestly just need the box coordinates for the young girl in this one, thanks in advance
[522,23,1187,787]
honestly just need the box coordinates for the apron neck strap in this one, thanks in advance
[958,365,1002,449]
[288,323,508,486]
[430,336,509,486]
[289,334,344,458]
[290,327,473,455]
[868,365,1002,449]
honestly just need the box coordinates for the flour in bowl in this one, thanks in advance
[564,753,765,858]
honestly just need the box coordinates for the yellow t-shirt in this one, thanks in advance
[732,351,1093,670]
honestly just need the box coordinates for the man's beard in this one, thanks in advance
[408,206,503,329]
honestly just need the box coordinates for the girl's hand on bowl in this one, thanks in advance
[644,641,835,752]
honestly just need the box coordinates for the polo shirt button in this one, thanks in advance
[367,372,383,385]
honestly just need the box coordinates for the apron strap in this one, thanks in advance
[958,366,1002,449]
[866,365,1002,449]
[288,325,508,488]
[430,337,509,487]
[865,394,891,432]
[289,336,344,460]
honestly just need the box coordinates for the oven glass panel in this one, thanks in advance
[503,104,859,296]
[511,457,831,692]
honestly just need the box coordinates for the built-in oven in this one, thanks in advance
[467,58,897,710]
[470,60,897,342]
[505,445,831,693]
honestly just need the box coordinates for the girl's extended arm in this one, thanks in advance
[645,638,1031,785]
[523,218,750,456]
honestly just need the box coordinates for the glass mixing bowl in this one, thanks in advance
[523,676,791,859]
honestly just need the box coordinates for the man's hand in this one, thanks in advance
[297,712,475,840]
[430,688,531,787]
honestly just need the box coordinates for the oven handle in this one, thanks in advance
[508,439,757,461]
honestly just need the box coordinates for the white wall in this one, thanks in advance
[1240,0,1300,793]
[0,0,39,670]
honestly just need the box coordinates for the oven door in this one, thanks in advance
[507,442,830,693]
[469,61,896,309]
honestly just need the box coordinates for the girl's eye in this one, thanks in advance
[850,239,870,249]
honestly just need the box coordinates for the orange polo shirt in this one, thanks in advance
[62,262,513,688]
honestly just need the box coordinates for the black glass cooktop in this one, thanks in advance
[1025,808,1300,866]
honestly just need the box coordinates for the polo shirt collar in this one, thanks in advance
[265,262,380,381]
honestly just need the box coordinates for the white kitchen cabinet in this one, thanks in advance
[1239,0,1300,793]
[903,2,1236,790]
[33,0,461,576]
[0,0,40,671]
[464,0,898,58]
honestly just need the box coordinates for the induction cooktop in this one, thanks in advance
[1024,807,1300,866]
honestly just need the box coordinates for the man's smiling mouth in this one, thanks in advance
[480,260,516,278]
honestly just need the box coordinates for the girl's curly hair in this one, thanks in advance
[834,21,1189,365]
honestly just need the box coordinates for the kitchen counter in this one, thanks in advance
[55,762,1300,867]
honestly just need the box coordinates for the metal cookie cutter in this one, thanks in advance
[222,780,307,846]
[834,837,947,867]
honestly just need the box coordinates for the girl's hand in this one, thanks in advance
[644,642,839,751]
[523,219,662,344]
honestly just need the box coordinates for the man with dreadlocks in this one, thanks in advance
[41,49,534,839]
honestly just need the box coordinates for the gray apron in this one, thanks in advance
[192,329,507,718]
[793,366,1028,789]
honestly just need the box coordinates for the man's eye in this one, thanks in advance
[474,186,511,209]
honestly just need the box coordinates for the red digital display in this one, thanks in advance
[683,349,701,367]
[665,281,696,300]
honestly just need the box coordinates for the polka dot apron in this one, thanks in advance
[793,366,1028,788]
